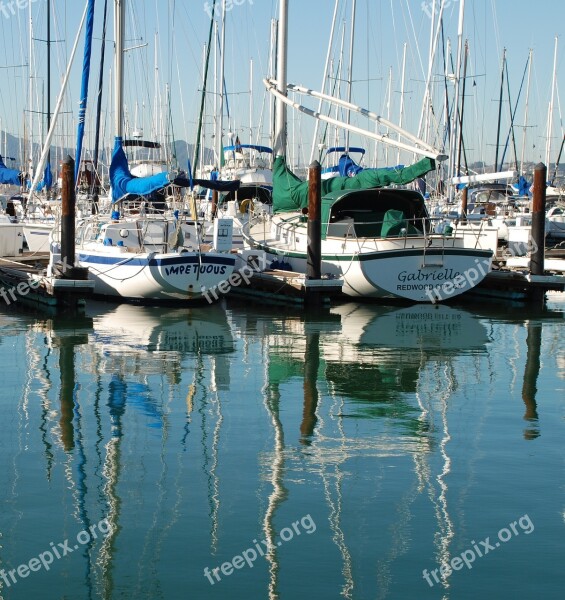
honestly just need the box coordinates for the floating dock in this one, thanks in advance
[0,256,94,310]
[231,269,343,305]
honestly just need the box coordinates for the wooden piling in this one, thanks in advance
[306,160,322,281]
[530,163,546,276]
[61,155,76,270]
[460,186,468,225]
[212,189,218,219]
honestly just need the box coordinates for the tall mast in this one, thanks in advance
[418,0,446,144]
[309,0,339,163]
[456,40,468,176]
[344,0,356,153]
[114,0,125,138]
[384,66,392,165]
[397,42,407,165]
[92,0,109,199]
[29,5,89,194]
[46,0,51,181]
[249,59,253,143]
[74,0,96,184]
[447,0,465,198]
[28,1,34,174]
[216,0,227,170]
[193,0,216,172]
[519,49,533,175]
[545,36,558,169]
[273,0,288,157]
[269,18,278,150]
[494,48,506,172]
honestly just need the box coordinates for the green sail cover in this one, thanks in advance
[272,155,436,213]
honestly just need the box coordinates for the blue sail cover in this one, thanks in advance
[30,162,53,192]
[0,155,22,186]
[338,153,364,177]
[43,162,53,189]
[517,175,531,197]
[74,0,96,183]
[110,137,171,203]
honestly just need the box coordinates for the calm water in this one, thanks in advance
[0,294,564,599]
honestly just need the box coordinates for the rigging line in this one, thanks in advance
[499,55,529,172]
[193,0,216,171]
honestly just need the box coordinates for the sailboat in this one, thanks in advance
[74,0,237,302]
[242,1,492,302]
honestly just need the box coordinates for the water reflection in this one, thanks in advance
[238,302,490,599]
[0,297,561,599]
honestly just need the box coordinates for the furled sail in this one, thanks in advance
[110,137,172,203]
[110,136,240,204]
[272,155,436,213]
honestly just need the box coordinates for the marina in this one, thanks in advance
[1,0,565,598]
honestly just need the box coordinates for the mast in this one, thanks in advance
[397,42,407,165]
[114,0,125,138]
[216,0,226,170]
[193,0,216,172]
[447,0,464,198]
[384,66,392,165]
[29,5,89,194]
[418,0,443,143]
[273,0,288,157]
[455,40,468,177]
[28,1,34,175]
[269,18,278,151]
[92,0,109,203]
[74,0,96,184]
[249,58,253,143]
[519,49,533,175]
[494,48,506,172]
[344,0,356,153]
[46,0,51,190]
[309,0,339,163]
[551,135,565,185]
[545,36,558,169]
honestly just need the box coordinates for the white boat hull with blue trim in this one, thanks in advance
[75,217,236,301]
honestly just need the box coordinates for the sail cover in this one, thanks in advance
[110,137,241,203]
[110,137,171,203]
[272,156,436,213]
[0,155,22,186]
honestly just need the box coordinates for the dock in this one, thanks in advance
[0,255,94,310]
[230,269,343,305]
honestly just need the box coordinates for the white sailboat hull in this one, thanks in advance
[252,245,491,301]
[245,212,492,302]
[22,222,53,252]
[78,249,235,301]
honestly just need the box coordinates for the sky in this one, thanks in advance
[0,0,563,172]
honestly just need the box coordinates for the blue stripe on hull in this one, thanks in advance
[78,253,235,267]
